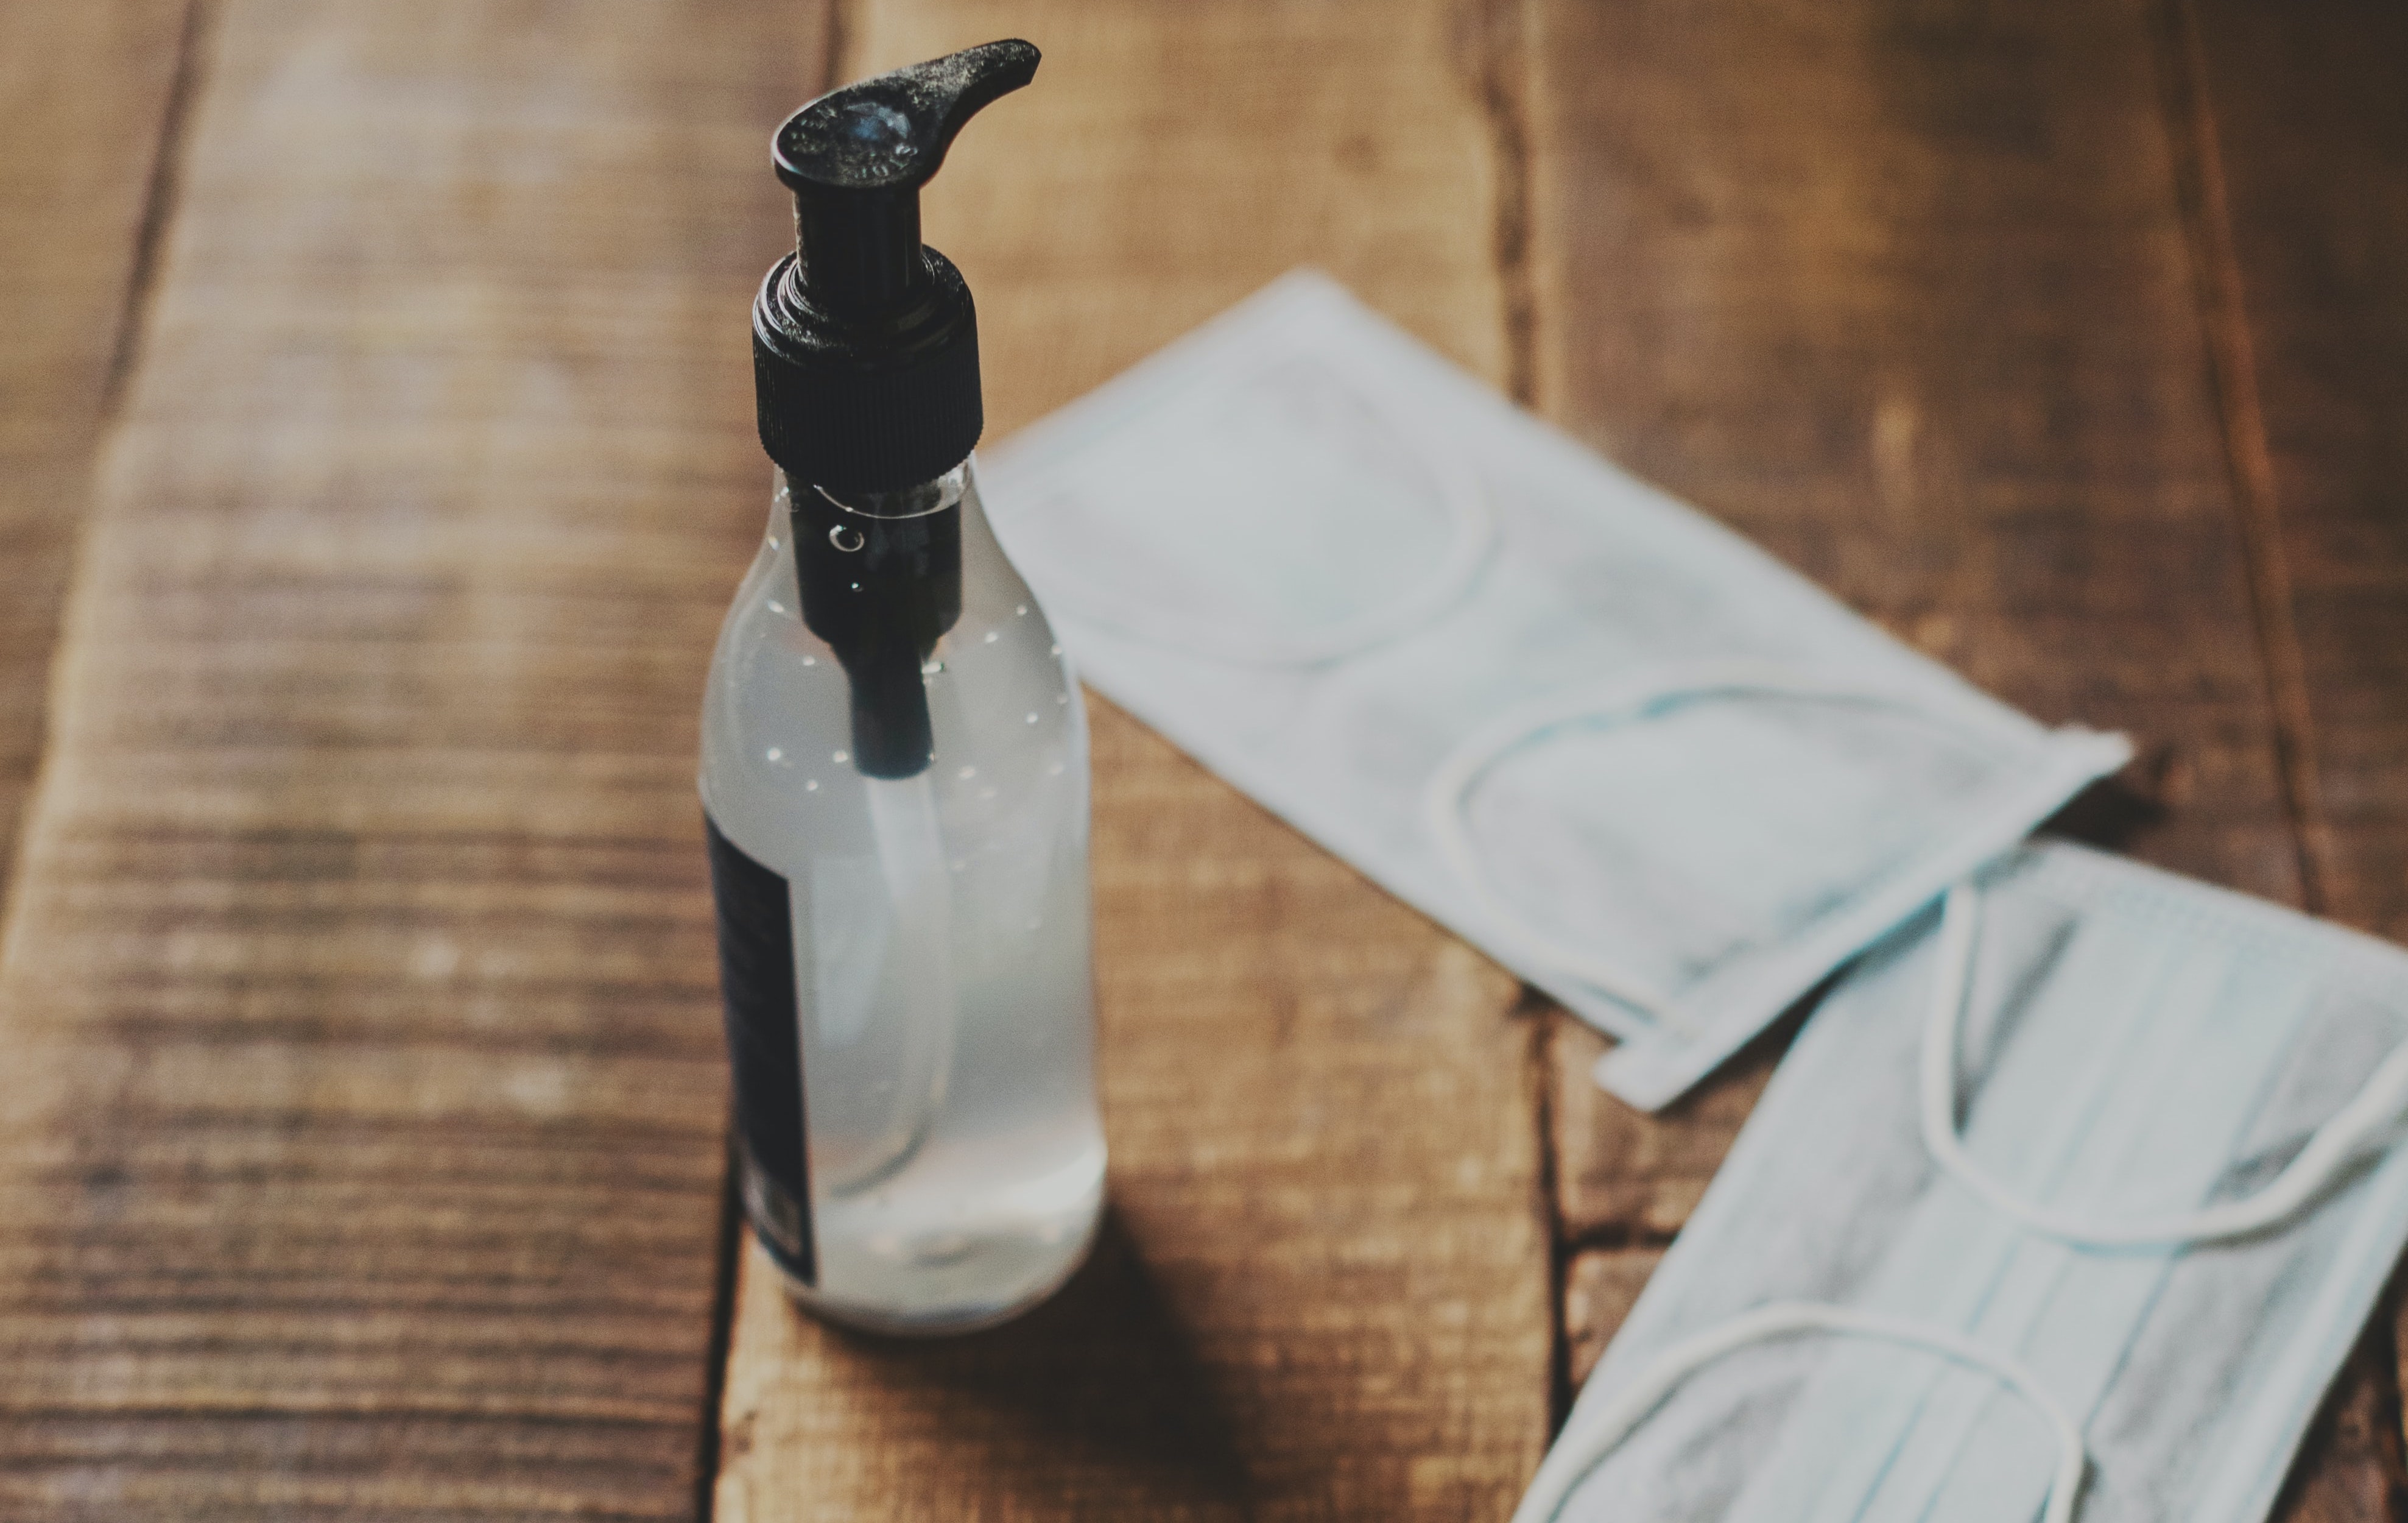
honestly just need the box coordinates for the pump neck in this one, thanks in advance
[794,189,925,319]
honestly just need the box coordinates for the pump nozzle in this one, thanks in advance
[774,40,1038,317]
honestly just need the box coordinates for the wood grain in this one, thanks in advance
[713,2,1553,1518]
[1546,1014,1780,1246]
[2177,1,2408,942]
[0,1,817,1515]
[2271,1322,2408,1523]
[0,0,194,916]
[1529,0,2290,901]
[2174,3,2408,1508]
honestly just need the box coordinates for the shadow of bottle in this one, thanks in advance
[815,1205,1252,1515]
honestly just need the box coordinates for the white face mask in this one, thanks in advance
[982,272,2125,1109]
[1524,839,2408,1522]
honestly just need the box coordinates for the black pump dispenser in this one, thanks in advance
[756,41,1037,782]
[753,39,1038,495]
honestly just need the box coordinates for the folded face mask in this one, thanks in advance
[1522,839,2408,1522]
[983,271,2125,1107]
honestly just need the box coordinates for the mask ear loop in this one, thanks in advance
[1923,879,2408,1247]
[991,345,1496,665]
[1510,1301,2085,1523]
[1423,663,2008,1021]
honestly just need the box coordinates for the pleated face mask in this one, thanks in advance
[982,272,2126,1108]
[1523,839,2408,1523]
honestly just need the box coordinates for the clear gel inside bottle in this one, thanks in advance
[700,461,1104,1334]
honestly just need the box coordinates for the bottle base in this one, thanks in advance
[770,1209,1102,1337]
[736,1133,1107,1337]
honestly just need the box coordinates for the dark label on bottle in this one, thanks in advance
[705,813,815,1286]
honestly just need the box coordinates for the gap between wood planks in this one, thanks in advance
[1521,1000,1579,1436]
[2149,0,2332,922]
[2155,2,2406,1515]
[97,0,212,416]
[1472,0,1580,1447]
[1476,0,1540,417]
[0,0,208,934]
[691,1161,744,1523]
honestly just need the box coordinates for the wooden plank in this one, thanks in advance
[1561,1246,1663,1390]
[1524,0,2299,1229]
[1527,0,2299,1249]
[2270,1326,2408,1523]
[0,0,194,913]
[1523,0,2406,1511]
[1545,1014,1779,1245]
[712,2,1553,1518]
[1527,0,2292,905]
[2172,4,2408,1514]
[2177,1,2408,942]
[0,1,822,1516]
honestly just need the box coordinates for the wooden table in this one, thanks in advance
[2,1,2403,1517]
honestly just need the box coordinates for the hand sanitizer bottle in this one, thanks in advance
[700,40,1103,1335]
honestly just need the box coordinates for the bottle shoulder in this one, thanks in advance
[702,482,1089,875]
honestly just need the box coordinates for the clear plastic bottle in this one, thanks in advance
[704,41,1100,1332]
[701,461,1104,1333]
